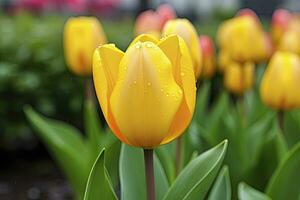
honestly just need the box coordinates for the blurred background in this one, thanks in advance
[0,0,300,199]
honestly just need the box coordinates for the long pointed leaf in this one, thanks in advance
[84,149,117,200]
[208,166,231,200]
[163,140,228,200]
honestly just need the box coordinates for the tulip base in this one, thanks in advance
[144,149,155,200]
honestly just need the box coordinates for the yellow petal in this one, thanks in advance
[93,44,130,144]
[162,19,202,78]
[129,34,159,47]
[260,51,300,110]
[64,17,107,76]
[110,41,183,148]
[158,35,196,144]
[224,62,244,95]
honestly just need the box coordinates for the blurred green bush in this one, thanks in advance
[0,13,136,150]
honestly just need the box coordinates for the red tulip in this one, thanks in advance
[271,9,292,44]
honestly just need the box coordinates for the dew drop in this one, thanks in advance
[160,88,164,92]
[146,43,152,48]
[133,80,137,84]
[181,72,185,76]
[179,90,183,94]
[136,44,141,49]
[147,82,151,86]
[166,92,169,97]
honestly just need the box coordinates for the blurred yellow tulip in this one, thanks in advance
[260,51,300,110]
[93,34,196,148]
[271,9,291,45]
[199,35,216,78]
[217,15,265,63]
[162,19,201,78]
[278,30,300,56]
[224,61,255,95]
[64,16,107,76]
[218,50,231,72]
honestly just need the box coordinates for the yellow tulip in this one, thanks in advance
[260,51,300,110]
[218,50,231,72]
[93,34,196,148]
[64,17,107,76]
[278,30,300,56]
[162,19,201,78]
[224,61,255,95]
[217,15,265,63]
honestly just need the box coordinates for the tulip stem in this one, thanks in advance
[175,136,182,175]
[144,149,155,200]
[277,110,284,133]
[83,78,94,102]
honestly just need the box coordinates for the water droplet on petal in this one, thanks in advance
[133,80,137,84]
[147,82,151,86]
[136,44,141,49]
[146,43,152,48]
[181,72,185,76]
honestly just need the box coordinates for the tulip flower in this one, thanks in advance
[156,3,176,30]
[271,9,291,45]
[218,50,231,72]
[224,61,254,95]
[217,15,266,63]
[260,51,300,110]
[134,10,161,39]
[199,35,216,78]
[93,34,196,148]
[278,30,300,56]
[162,19,202,78]
[64,17,107,76]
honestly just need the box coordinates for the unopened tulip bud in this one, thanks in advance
[224,61,255,95]
[162,19,202,78]
[135,10,161,38]
[271,9,291,44]
[199,35,216,78]
[63,17,107,76]
[156,4,176,30]
[260,51,300,110]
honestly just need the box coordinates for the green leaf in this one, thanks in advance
[24,106,88,199]
[120,144,169,200]
[266,140,300,200]
[163,140,228,200]
[204,93,229,145]
[84,149,117,200]
[193,81,211,122]
[84,100,103,154]
[105,140,121,188]
[238,183,271,200]
[156,145,176,184]
[208,166,231,200]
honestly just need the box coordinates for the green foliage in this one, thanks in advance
[208,166,231,200]
[119,144,169,200]
[25,102,120,200]
[266,140,300,200]
[0,13,83,149]
[238,183,271,200]
[84,149,117,200]
[163,140,227,200]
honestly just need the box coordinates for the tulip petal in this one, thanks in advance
[129,34,159,47]
[162,19,202,78]
[93,44,130,144]
[110,41,183,147]
[158,35,196,144]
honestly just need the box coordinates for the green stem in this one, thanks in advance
[277,110,284,133]
[83,77,94,102]
[175,136,182,175]
[144,149,155,200]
